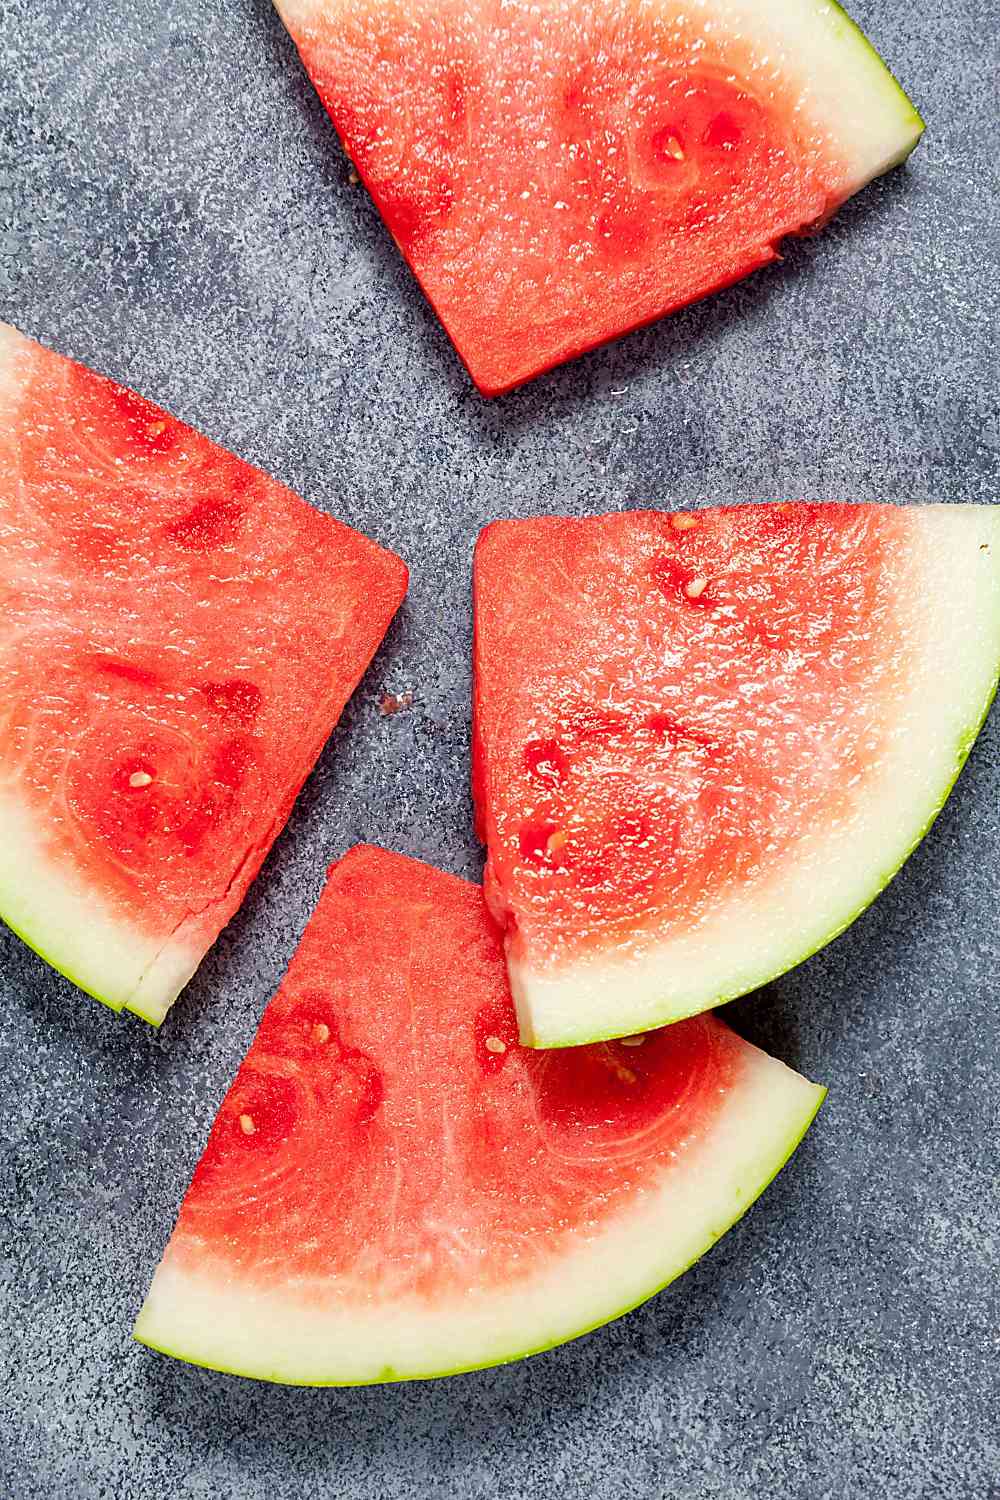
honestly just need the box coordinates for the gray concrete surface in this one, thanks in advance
[1,0,998,1495]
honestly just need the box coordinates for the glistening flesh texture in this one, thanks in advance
[135,846,824,1382]
[274,0,922,390]
[473,504,1000,1046]
[0,324,407,1022]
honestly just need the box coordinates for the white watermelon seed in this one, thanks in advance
[313,1022,331,1044]
[684,576,708,599]
[485,1036,507,1054]
[670,513,698,530]
[239,1113,256,1135]
[620,1034,647,1047]
[129,770,153,788]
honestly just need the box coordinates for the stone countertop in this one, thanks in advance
[1,0,997,1495]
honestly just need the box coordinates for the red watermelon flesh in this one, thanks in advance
[134,845,824,1383]
[473,503,1000,1047]
[0,323,407,1024]
[273,0,922,393]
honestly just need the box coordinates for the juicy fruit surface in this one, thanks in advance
[276,0,861,392]
[0,325,407,1011]
[473,503,1000,1039]
[165,847,743,1298]
[476,505,905,961]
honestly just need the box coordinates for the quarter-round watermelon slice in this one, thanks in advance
[0,324,407,1024]
[473,503,1000,1048]
[134,845,823,1384]
[273,0,922,393]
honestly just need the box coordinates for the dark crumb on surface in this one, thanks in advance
[379,690,414,716]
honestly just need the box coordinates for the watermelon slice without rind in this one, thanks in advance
[273,0,922,393]
[0,324,407,1024]
[134,846,823,1383]
[473,503,1000,1048]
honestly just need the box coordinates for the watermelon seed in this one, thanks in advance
[484,1035,507,1054]
[128,770,153,788]
[620,1034,646,1047]
[684,576,708,599]
[239,1113,256,1135]
[662,135,685,161]
[313,1022,331,1044]
[524,738,569,785]
[670,513,698,530]
[147,420,168,438]
[546,830,569,856]
[603,1057,638,1085]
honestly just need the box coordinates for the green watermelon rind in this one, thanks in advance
[0,803,198,1027]
[134,1048,824,1384]
[0,875,207,1027]
[0,906,190,1027]
[825,0,925,154]
[0,906,123,1016]
[0,801,186,1024]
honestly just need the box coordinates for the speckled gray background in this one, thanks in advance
[2,0,998,1494]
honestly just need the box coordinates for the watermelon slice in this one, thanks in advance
[473,503,1000,1048]
[134,845,824,1383]
[0,323,407,1025]
[273,0,923,393]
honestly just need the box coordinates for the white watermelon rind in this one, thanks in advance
[714,0,924,189]
[0,802,200,1025]
[133,1040,824,1384]
[505,506,1000,1050]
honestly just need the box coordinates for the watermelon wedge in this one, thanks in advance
[0,323,407,1025]
[273,0,923,393]
[473,503,1000,1048]
[134,845,824,1383]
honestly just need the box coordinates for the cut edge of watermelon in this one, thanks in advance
[506,505,1000,1049]
[133,1041,824,1384]
[0,794,201,1023]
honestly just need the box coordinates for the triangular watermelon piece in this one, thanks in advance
[0,323,407,1024]
[473,503,1000,1047]
[273,0,922,393]
[134,845,823,1383]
